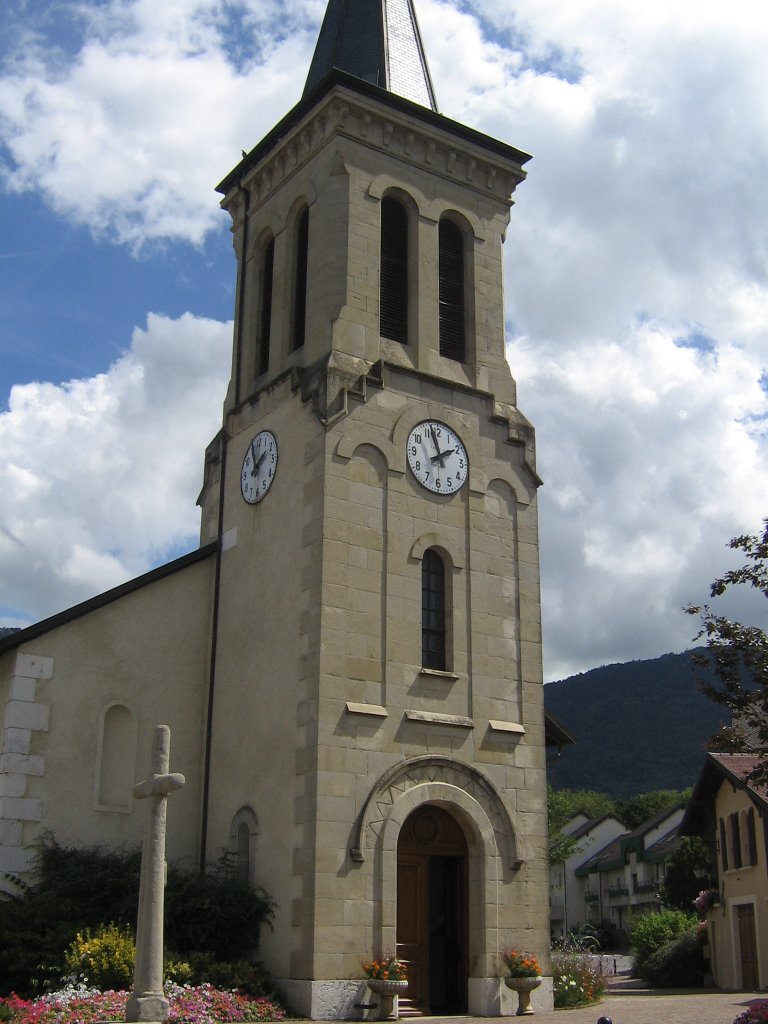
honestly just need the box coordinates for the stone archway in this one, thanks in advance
[352,756,520,1015]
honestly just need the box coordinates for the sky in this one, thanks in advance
[1,0,766,681]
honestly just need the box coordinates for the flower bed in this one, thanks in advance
[551,951,606,1009]
[735,1000,768,1024]
[0,983,286,1024]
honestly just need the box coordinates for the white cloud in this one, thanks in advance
[1,0,767,679]
[0,0,320,248]
[0,313,231,623]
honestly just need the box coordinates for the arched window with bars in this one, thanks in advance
[380,195,409,344]
[422,548,447,670]
[438,218,466,362]
[230,806,258,884]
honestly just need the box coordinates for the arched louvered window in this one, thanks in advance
[380,196,409,344]
[719,818,729,871]
[292,207,309,351]
[422,548,446,670]
[258,237,275,376]
[438,218,466,362]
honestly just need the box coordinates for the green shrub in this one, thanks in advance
[0,838,275,997]
[643,931,705,988]
[64,924,135,991]
[629,909,698,979]
[183,953,273,996]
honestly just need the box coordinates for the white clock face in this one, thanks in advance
[407,421,468,494]
[241,430,278,504]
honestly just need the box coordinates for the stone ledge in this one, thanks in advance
[418,667,460,681]
[404,709,473,728]
[345,702,387,717]
[488,719,526,734]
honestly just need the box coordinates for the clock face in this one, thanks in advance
[407,421,468,494]
[241,430,278,504]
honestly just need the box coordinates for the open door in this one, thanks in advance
[396,805,468,1015]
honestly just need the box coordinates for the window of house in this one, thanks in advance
[422,548,446,670]
[258,236,275,375]
[292,207,309,351]
[729,812,743,869]
[438,218,466,361]
[719,818,729,872]
[746,807,758,866]
[380,196,409,344]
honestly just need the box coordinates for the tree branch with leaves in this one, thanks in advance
[687,518,768,787]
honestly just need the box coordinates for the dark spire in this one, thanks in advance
[303,0,438,111]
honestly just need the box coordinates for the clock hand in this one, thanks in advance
[249,440,259,476]
[430,447,456,463]
[430,425,446,468]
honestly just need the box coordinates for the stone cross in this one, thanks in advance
[125,725,185,1024]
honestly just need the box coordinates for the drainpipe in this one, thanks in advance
[199,184,249,870]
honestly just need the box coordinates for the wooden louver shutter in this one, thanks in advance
[380,197,409,344]
[292,208,309,351]
[438,219,466,362]
[259,237,275,376]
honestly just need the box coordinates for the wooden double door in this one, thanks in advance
[396,805,468,1015]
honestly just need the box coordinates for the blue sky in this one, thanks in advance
[1,0,767,679]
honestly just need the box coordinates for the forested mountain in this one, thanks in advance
[544,650,726,798]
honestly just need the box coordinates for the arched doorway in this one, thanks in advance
[397,804,468,1015]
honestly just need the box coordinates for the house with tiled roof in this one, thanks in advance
[571,803,685,934]
[683,753,768,990]
[549,813,625,940]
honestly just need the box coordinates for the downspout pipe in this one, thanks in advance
[200,184,250,871]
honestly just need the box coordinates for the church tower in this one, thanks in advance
[198,0,550,1015]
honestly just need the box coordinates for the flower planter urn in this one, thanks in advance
[504,975,542,1016]
[367,978,408,1020]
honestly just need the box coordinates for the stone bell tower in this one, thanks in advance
[198,0,551,1016]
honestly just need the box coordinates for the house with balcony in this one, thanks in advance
[549,813,625,940]
[570,804,685,934]
[682,753,768,991]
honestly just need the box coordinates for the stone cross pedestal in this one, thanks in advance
[125,725,185,1023]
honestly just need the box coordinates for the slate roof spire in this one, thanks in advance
[304,0,438,111]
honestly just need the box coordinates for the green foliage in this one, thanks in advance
[687,518,768,788]
[63,924,135,991]
[0,838,275,997]
[659,836,715,912]
[551,948,607,1009]
[547,786,616,863]
[615,789,689,830]
[629,909,698,979]
[165,853,274,962]
[643,931,705,988]
[182,955,273,997]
